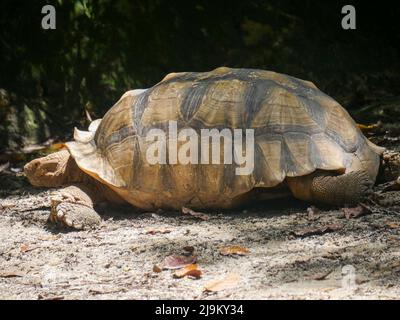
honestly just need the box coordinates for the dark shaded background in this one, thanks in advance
[0,0,399,151]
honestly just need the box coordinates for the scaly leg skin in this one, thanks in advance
[287,171,373,206]
[49,184,101,230]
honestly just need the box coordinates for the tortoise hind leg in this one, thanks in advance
[287,171,373,205]
[49,184,102,230]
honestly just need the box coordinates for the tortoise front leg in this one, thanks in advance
[287,171,373,205]
[49,184,102,230]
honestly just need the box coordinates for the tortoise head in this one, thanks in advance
[24,149,83,187]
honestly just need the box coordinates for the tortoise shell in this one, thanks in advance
[66,67,383,209]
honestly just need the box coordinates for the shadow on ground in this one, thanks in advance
[1,169,400,300]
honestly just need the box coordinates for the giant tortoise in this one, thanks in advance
[24,67,399,229]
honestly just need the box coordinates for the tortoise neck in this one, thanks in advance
[64,154,88,185]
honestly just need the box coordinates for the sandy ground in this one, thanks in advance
[0,171,399,300]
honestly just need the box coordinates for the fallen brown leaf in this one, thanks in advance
[38,294,64,300]
[0,200,15,212]
[307,270,332,281]
[357,123,380,133]
[0,201,14,208]
[182,207,209,221]
[158,254,197,270]
[292,223,343,238]
[219,245,250,256]
[0,269,26,278]
[45,296,65,300]
[342,203,372,219]
[386,222,400,229]
[145,228,172,235]
[153,265,162,273]
[45,143,66,153]
[20,243,39,253]
[173,264,202,279]
[38,235,60,241]
[204,273,240,292]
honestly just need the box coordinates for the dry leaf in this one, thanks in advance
[46,296,65,300]
[307,270,332,281]
[159,254,197,270]
[45,143,66,153]
[38,235,60,241]
[219,245,250,256]
[0,201,15,211]
[20,243,39,253]
[89,288,126,295]
[145,228,171,235]
[38,294,64,300]
[173,264,202,279]
[182,207,209,221]
[204,273,240,292]
[342,203,372,219]
[386,222,400,229]
[0,269,26,278]
[357,123,379,133]
[153,265,162,273]
[292,223,343,238]
[20,244,29,252]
